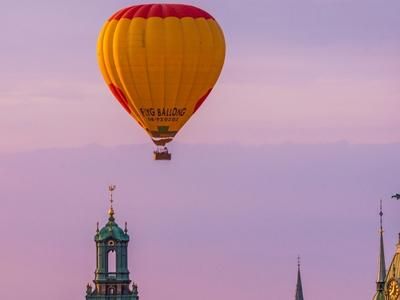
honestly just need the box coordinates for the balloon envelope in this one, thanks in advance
[97,4,226,146]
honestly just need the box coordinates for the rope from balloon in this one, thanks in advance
[151,137,173,146]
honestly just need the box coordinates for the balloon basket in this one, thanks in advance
[153,147,171,161]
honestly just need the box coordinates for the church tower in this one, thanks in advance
[86,185,139,299]
[383,233,400,300]
[373,200,386,300]
[295,257,304,300]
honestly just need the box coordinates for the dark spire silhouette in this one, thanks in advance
[373,200,386,300]
[295,256,304,300]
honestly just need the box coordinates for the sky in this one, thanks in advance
[0,0,399,299]
[0,0,399,151]
[0,143,400,300]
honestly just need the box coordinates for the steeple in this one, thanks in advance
[373,200,386,300]
[86,185,139,300]
[295,256,304,300]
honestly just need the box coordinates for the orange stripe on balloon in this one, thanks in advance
[109,4,215,21]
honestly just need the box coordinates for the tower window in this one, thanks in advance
[108,250,116,273]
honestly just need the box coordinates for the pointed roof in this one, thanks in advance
[95,185,129,242]
[373,201,386,300]
[377,201,386,283]
[295,257,304,300]
[380,234,400,300]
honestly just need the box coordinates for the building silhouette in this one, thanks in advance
[86,186,139,299]
[373,201,386,300]
[295,257,305,300]
[372,200,400,300]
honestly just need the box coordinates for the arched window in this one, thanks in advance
[108,249,116,273]
[109,287,115,294]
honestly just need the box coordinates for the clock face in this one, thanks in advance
[108,240,115,247]
[388,279,400,300]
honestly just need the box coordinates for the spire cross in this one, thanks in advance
[297,256,301,268]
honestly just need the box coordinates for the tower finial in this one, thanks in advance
[108,185,116,221]
[379,200,383,233]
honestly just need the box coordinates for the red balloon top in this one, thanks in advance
[108,4,215,21]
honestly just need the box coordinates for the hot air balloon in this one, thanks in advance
[97,4,226,160]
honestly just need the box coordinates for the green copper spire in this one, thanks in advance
[373,200,386,300]
[295,256,304,300]
[86,185,138,300]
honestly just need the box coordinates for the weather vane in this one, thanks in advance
[108,185,116,219]
[109,184,116,207]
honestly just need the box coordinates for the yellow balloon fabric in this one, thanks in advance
[97,4,226,145]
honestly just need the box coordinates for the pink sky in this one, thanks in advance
[0,1,399,300]
[0,144,400,299]
[0,0,399,152]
